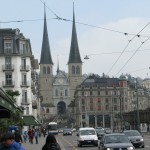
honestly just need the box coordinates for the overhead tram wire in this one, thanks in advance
[107,22,150,75]
[127,67,150,74]
[115,35,150,76]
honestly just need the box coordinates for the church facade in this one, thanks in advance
[39,7,84,122]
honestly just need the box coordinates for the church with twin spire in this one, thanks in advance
[39,6,84,121]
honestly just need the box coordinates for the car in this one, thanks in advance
[124,130,145,148]
[95,128,105,140]
[63,128,72,136]
[104,128,113,134]
[98,133,135,150]
[77,127,98,147]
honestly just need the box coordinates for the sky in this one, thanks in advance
[1,0,150,79]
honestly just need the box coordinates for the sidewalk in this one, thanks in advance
[22,136,46,150]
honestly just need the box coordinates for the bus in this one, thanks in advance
[47,122,58,134]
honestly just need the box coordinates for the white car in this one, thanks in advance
[76,127,98,147]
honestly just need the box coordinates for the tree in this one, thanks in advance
[5,90,20,102]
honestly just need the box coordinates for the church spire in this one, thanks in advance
[40,3,53,64]
[68,3,82,64]
[56,55,59,74]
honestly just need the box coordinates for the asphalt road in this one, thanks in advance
[22,133,150,150]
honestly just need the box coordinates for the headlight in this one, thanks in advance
[127,146,134,150]
[140,138,143,141]
[106,148,112,150]
[79,137,84,141]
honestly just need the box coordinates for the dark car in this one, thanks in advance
[63,128,72,136]
[124,130,145,148]
[95,128,105,140]
[98,133,135,150]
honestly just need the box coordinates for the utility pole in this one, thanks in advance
[120,92,122,131]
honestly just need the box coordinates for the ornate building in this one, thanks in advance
[39,7,84,123]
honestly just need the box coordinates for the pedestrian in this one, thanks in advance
[34,129,39,144]
[23,131,28,143]
[28,129,34,144]
[0,132,25,150]
[42,134,61,150]
[14,129,23,145]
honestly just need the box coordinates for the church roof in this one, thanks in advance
[40,6,53,65]
[68,7,82,64]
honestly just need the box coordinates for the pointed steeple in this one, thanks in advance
[56,55,59,74]
[68,3,82,64]
[40,3,53,64]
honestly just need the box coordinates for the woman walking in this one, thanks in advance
[42,134,61,150]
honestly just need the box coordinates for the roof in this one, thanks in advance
[79,127,95,130]
[68,7,82,64]
[40,6,53,64]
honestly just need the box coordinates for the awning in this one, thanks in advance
[23,115,41,126]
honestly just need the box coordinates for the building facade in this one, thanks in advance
[0,28,40,123]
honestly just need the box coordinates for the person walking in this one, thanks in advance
[34,129,39,144]
[42,134,61,150]
[0,132,25,150]
[23,131,28,143]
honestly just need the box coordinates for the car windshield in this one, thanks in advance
[95,129,105,134]
[105,135,130,144]
[80,130,96,135]
[124,131,141,136]
[64,129,71,131]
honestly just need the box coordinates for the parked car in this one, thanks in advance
[95,127,105,140]
[104,128,113,134]
[63,128,72,136]
[77,127,98,147]
[98,133,135,150]
[124,130,145,148]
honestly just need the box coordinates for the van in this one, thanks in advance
[76,127,98,147]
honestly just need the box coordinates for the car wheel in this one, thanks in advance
[142,145,145,148]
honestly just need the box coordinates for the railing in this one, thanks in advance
[20,65,30,71]
[2,81,15,87]
[21,98,30,105]
[2,65,14,71]
[20,81,30,87]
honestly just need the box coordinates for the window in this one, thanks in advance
[46,108,49,113]
[114,105,117,111]
[105,98,109,103]
[82,99,85,104]
[5,57,11,69]
[105,91,108,95]
[97,105,101,110]
[90,105,93,111]
[43,67,46,74]
[98,91,100,95]
[65,89,68,96]
[97,98,101,103]
[82,106,85,112]
[26,107,29,115]
[90,98,93,103]
[105,105,109,111]
[22,74,27,85]
[90,91,92,96]
[72,66,75,74]
[21,58,26,69]
[76,66,80,74]
[4,41,12,53]
[113,98,117,104]
[47,66,50,74]
[20,42,26,54]
[5,73,12,85]
[22,90,28,103]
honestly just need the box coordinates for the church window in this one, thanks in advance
[47,66,50,74]
[72,66,75,74]
[76,66,80,74]
[46,108,49,113]
[43,67,46,74]
[65,89,68,96]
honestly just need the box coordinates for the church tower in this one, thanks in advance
[39,5,53,110]
[68,6,83,100]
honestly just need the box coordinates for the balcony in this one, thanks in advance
[20,65,30,72]
[2,81,15,87]
[20,81,30,88]
[21,98,30,105]
[2,65,14,71]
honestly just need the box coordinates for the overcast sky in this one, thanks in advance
[1,0,150,79]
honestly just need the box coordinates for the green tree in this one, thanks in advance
[5,90,20,102]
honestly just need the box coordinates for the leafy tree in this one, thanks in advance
[5,90,20,102]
